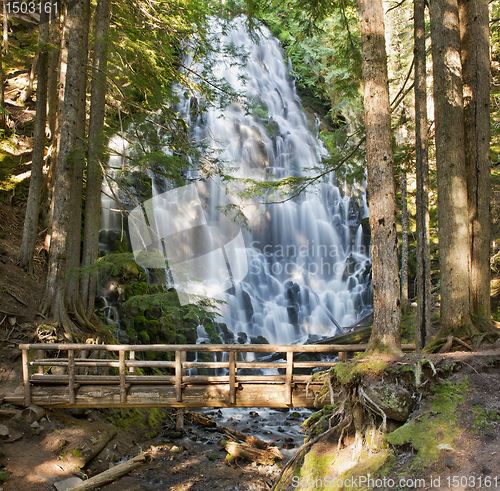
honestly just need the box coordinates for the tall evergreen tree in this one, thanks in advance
[459,0,492,324]
[414,0,432,350]
[358,0,402,354]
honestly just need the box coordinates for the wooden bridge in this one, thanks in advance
[5,342,415,409]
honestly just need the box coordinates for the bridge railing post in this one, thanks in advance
[68,349,76,405]
[229,350,236,404]
[119,349,127,403]
[285,351,293,406]
[22,348,31,407]
[175,350,182,402]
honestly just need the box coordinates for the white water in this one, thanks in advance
[100,17,372,345]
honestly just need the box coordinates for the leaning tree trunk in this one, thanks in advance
[358,0,402,355]
[66,0,91,326]
[41,0,85,339]
[414,0,432,350]
[459,0,492,325]
[428,0,473,338]
[19,9,50,274]
[46,1,61,141]
[81,0,111,318]
[0,32,6,132]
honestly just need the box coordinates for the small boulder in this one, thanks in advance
[360,382,413,422]
[54,477,83,491]
[0,424,10,438]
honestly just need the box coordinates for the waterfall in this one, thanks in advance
[100,17,372,345]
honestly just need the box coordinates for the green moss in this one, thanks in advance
[386,379,469,470]
[472,406,496,433]
[0,469,10,484]
[295,449,391,491]
[331,358,388,387]
[108,408,167,438]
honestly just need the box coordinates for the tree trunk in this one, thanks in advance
[400,171,409,312]
[44,2,68,240]
[81,0,111,317]
[19,10,50,274]
[41,0,85,339]
[414,0,432,350]
[3,2,8,52]
[0,30,6,132]
[20,53,38,104]
[46,1,61,141]
[459,0,492,324]
[66,0,90,322]
[358,0,402,355]
[429,0,472,336]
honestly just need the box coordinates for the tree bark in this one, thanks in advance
[400,172,409,312]
[41,0,85,338]
[429,0,472,335]
[414,0,432,350]
[66,0,90,321]
[46,1,61,141]
[3,1,8,52]
[19,9,50,274]
[358,0,402,355]
[459,0,492,323]
[0,29,6,132]
[81,0,111,317]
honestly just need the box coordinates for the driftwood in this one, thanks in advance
[186,410,284,461]
[225,441,283,465]
[65,452,148,491]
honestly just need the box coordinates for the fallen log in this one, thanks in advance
[21,404,46,424]
[65,426,118,468]
[64,452,148,491]
[222,427,282,458]
[224,441,283,465]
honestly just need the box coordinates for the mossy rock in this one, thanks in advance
[146,320,160,337]
[134,316,148,331]
[360,382,413,421]
[138,330,150,344]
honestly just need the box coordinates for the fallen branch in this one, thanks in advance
[65,452,148,491]
[224,441,283,465]
[4,289,28,307]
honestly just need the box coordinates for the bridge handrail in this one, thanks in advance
[19,343,416,408]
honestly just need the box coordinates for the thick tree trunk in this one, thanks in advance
[81,0,111,317]
[46,1,61,141]
[459,0,492,323]
[414,0,432,350]
[429,0,472,336]
[358,0,402,355]
[19,10,50,274]
[41,0,85,338]
[400,172,409,312]
[0,34,5,132]
[66,0,90,322]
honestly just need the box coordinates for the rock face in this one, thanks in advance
[360,383,413,422]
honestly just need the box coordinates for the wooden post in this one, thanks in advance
[22,349,31,407]
[285,351,293,406]
[339,351,348,362]
[36,350,44,375]
[119,350,127,403]
[79,349,88,375]
[175,350,182,402]
[229,350,236,405]
[129,350,135,374]
[176,409,184,431]
[68,349,76,405]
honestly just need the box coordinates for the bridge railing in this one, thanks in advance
[19,342,416,407]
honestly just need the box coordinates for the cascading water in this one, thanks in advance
[100,17,372,346]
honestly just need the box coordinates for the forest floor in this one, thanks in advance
[1,62,500,491]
